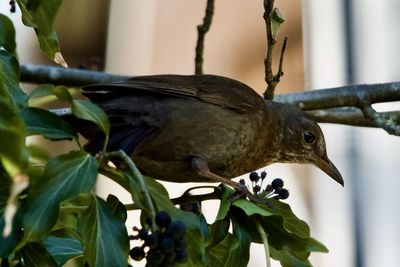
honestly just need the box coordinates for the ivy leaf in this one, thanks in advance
[106,194,127,223]
[0,50,27,110]
[23,151,98,242]
[206,233,238,267]
[0,99,28,176]
[0,163,23,257]
[21,107,78,141]
[72,99,110,140]
[20,242,58,267]
[78,194,129,267]
[42,235,83,266]
[0,14,17,56]
[224,211,252,267]
[15,0,67,67]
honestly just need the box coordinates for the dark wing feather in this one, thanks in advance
[81,74,265,113]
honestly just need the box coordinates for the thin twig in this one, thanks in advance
[263,0,288,100]
[277,35,288,78]
[104,150,156,225]
[195,0,214,74]
[256,221,271,267]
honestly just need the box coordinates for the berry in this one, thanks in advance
[147,249,165,265]
[155,211,171,228]
[167,221,186,239]
[145,217,153,227]
[129,247,145,261]
[239,179,246,185]
[271,178,284,189]
[278,189,289,200]
[145,232,158,248]
[175,239,187,251]
[160,237,175,253]
[138,228,148,239]
[249,172,259,182]
[253,185,261,194]
[164,251,176,263]
[175,250,188,262]
[260,171,267,179]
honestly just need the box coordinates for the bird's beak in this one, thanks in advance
[313,154,344,186]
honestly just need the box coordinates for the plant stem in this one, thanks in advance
[104,151,156,225]
[195,0,214,74]
[256,221,271,267]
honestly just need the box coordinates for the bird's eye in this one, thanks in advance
[303,131,316,144]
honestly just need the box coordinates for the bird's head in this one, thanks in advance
[270,102,344,186]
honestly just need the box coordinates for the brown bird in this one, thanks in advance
[66,74,343,194]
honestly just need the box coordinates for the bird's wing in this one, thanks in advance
[81,74,265,113]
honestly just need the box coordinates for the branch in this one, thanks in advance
[19,64,400,134]
[195,0,214,75]
[273,82,400,110]
[263,0,287,100]
[20,64,129,86]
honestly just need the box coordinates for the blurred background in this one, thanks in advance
[5,0,400,266]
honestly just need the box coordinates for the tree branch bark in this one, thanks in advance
[20,64,400,135]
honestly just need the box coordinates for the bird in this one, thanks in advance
[62,74,343,195]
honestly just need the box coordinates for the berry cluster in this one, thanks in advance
[240,171,289,200]
[129,211,188,266]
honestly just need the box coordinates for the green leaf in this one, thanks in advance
[0,99,28,176]
[215,186,234,221]
[0,14,17,56]
[106,194,127,223]
[21,242,58,267]
[72,99,110,138]
[42,235,83,266]
[78,194,129,267]
[16,0,66,66]
[0,163,23,257]
[206,233,238,267]
[29,85,73,103]
[270,7,285,38]
[224,213,252,267]
[21,107,77,140]
[0,50,27,109]
[27,145,50,161]
[23,151,98,242]
[232,199,274,217]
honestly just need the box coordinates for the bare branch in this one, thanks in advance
[273,82,400,110]
[277,35,288,78]
[307,107,400,127]
[195,0,214,75]
[20,64,129,86]
[19,63,400,133]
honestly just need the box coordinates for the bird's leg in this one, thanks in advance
[191,157,264,204]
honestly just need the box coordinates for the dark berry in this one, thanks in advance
[145,217,153,227]
[278,189,289,199]
[145,232,158,248]
[160,237,175,253]
[271,178,284,189]
[167,221,185,239]
[249,172,259,182]
[175,250,188,262]
[138,228,148,239]
[129,247,145,261]
[239,179,246,185]
[175,239,187,251]
[260,171,267,179]
[147,249,165,265]
[155,211,171,228]
[164,251,176,263]
[253,185,261,194]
